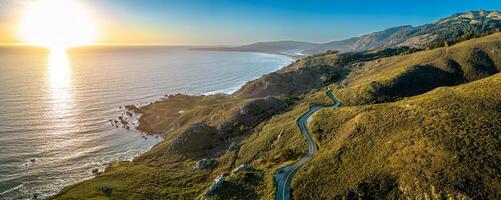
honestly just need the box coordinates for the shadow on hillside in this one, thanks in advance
[365,48,498,104]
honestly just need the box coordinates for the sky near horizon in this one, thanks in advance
[0,0,499,45]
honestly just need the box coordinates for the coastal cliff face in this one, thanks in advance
[52,14,501,200]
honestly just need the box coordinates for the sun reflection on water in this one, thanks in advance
[47,48,75,130]
[49,48,71,88]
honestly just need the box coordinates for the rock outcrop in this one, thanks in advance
[232,164,254,174]
[195,159,218,170]
[101,185,113,196]
[202,175,225,196]
[226,141,238,152]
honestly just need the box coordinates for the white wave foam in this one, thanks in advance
[202,86,241,95]
[0,183,25,195]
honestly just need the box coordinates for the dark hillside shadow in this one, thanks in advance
[374,64,463,102]
[462,48,498,81]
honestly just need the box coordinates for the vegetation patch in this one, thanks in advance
[335,33,501,105]
[293,73,501,199]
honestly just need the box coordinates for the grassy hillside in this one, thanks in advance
[141,97,290,162]
[293,73,501,199]
[233,46,419,99]
[53,50,343,199]
[52,33,501,200]
[232,61,346,99]
[335,33,501,105]
[52,161,214,199]
[131,94,238,134]
[52,99,312,200]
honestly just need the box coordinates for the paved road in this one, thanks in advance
[275,90,340,200]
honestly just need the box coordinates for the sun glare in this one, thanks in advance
[19,0,98,49]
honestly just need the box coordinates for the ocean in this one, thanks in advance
[0,46,292,199]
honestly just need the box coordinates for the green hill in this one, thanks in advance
[52,33,501,199]
[335,33,501,105]
[233,46,419,99]
[293,72,501,199]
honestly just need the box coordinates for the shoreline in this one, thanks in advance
[47,50,295,199]
[202,52,295,96]
[199,50,296,96]
[190,47,306,60]
[125,51,294,134]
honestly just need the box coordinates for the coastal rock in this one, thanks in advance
[101,185,113,196]
[30,194,39,200]
[227,141,238,152]
[239,105,250,115]
[232,164,254,173]
[125,105,140,112]
[216,122,232,135]
[195,159,218,170]
[277,130,285,140]
[202,175,225,196]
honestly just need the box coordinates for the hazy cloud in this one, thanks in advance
[0,0,34,7]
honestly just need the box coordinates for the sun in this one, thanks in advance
[18,0,98,49]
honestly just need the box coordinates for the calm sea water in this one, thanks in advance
[0,46,292,199]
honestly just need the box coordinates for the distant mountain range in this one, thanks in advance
[197,10,501,56]
[192,41,318,57]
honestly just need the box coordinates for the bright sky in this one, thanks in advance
[0,0,499,45]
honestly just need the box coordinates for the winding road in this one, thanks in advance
[275,90,340,200]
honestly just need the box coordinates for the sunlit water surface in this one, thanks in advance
[0,46,292,199]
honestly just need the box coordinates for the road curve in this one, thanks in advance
[275,90,340,200]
